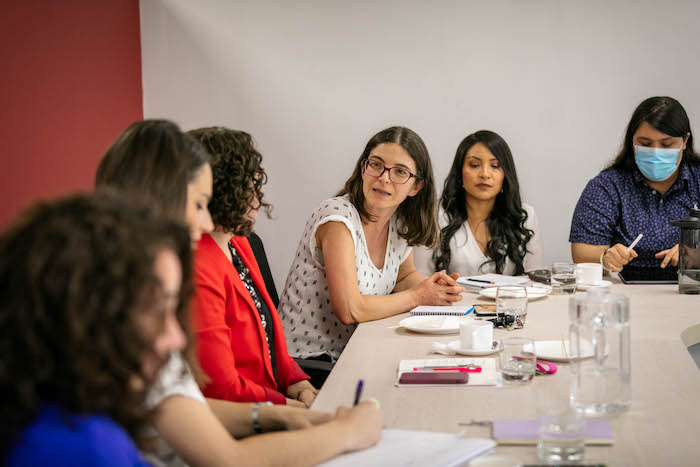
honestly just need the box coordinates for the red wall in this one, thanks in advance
[0,0,143,226]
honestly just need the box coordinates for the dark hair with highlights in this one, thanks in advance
[0,192,193,453]
[96,119,211,218]
[606,96,700,172]
[337,126,439,247]
[187,127,271,236]
[433,130,533,275]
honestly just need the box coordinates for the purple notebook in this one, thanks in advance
[492,419,613,445]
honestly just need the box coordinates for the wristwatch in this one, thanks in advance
[252,401,274,433]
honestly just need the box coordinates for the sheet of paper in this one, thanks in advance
[319,429,495,467]
[410,305,473,316]
[396,358,498,386]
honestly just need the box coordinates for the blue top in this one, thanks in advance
[5,404,150,466]
[569,162,700,269]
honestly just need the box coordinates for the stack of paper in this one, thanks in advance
[457,273,529,289]
[319,429,495,467]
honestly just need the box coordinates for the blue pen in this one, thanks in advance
[465,306,475,316]
[353,379,364,406]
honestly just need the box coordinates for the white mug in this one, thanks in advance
[577,262,603,284]
[460,319,493,350]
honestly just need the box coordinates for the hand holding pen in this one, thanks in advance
[603,234,642,272]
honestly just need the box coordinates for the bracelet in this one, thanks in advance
[599,248,614,273]
[252,401,274,434]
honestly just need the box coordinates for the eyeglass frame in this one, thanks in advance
[361,157,423,185]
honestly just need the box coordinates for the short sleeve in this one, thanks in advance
[307,197,360,266]
[145,353,206,409]
[569,174,620,245]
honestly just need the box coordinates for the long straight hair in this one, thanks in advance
[337,126,439,247]
[606,96,700,171]
[433,130,532,275]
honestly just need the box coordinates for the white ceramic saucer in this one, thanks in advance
[479,286,549,301]
[447,340,502,356]
[577,280,613,291]
[398,316,461,334]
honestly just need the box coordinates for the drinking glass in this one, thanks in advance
[537,388,585,464]
[496,285,528,329]
[499,337,536,384]
[551,262,577,294]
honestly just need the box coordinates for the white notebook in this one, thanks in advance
[409,305,473,316]
[319,429,495,467]
[457,273,528,289]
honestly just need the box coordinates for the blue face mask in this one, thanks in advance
[634,145,682,181]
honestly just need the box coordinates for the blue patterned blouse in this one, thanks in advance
[569,162,700,269]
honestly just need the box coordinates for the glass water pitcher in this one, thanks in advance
[569,289,631,416]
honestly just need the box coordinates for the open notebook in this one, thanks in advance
[319,429,495,467]
[457,273,529,289]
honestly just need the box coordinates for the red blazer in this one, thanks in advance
[194,234,309,404]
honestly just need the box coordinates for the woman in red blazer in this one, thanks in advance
[189,127,316,407]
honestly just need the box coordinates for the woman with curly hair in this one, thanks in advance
[278,126,464,387]
[413,130,544,277]
[187,127,317,407]
[1,192,192,465]
[98,120,381,466]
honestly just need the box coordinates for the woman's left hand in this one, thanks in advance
[655,244,679,268]
[288,380,318,407]
[296,388,317,408]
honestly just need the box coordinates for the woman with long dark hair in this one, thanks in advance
[278,126,464,387]
[570,96,700,274]
[414,130,543,277]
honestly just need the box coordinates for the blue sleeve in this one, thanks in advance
[569,174,620,245]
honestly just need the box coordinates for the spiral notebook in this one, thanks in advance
[410,305,473,316]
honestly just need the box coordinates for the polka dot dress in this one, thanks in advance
[278,196,412,360]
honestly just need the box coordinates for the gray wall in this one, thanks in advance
[140,0,700,289]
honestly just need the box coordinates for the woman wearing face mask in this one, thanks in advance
[413,130,544,277]
[278,126,464,388]
[570,96,700,273]
[98,121,381,467]
[1,192,191,465]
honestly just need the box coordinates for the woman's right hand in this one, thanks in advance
[285,397,307,408]
[414,271,465,305]
[602,244,638,272]
[334,401,382,451]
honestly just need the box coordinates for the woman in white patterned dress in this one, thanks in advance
[278,126,465,386]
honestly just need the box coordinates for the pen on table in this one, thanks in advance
[465,306,475,316]
[626,233,643,254]
[467,278,495,284]
[353,379,364,406]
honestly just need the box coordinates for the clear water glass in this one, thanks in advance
[499,337,536,383]
[496,285,528,328]
[551,262,577,294]
[537,389,585,464]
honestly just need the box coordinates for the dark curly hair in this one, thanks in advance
[337,126,439,248]
[433,130,533,275]
[606,96,700,172]
[0,191,193,454]
[96,119,211,219]
[187,127,271,236]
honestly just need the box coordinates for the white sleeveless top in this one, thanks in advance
[278,196,412,360]
[413,203,544,277]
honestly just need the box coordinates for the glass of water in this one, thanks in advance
[537,388,585,463]
[499,337,536,383]
[496,285,528,328]
[551,262,577,294]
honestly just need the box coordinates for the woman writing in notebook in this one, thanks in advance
[570,96,700,274]
[278,126,464,387]
[96,120,382,467]
[414,130,543,278]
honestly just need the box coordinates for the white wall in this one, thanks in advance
[140,0,700,288]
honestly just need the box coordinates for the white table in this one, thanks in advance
[312,279,700,466]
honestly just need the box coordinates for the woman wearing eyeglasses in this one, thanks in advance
[278,126,464,387]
